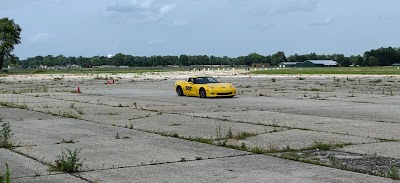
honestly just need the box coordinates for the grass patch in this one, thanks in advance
[306,141,348,151]
[252,67,400,75]
[0,101,28,109]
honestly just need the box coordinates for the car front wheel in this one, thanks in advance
[199,88,207,98]
[176,86,184,96]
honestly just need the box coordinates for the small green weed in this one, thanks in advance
[56,138,76,144]
[232,132,257,140]
[370,79,382,83]
[52,148,83,173]
[249,146,265,154]
[389,166,400,180]
[0,164,10,183]
[0,123,12,148]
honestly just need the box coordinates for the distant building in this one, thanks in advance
[301,60,338,67]
[279,62,300,68]
[252,63,270,68]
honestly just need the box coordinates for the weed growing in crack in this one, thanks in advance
[0,123,13,148]
[52,148,83,173]
[62,112,79,119]
[0,164,10,183]
[215,124,223,140]
[249,146,265,154]
[232,132,257,140]
[56,138,76,144]
[0,101,28,109]
[226,127,233,139]
[307,140,347,151]
[389,166,400,180]
[240,143,247,150]
[74,107,84,115]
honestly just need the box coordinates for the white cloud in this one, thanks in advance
[308,16,336,26]
[106,0,176,21]
[160,4,175,17]
[30,33,49,43]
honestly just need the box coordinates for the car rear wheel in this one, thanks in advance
[199,88,207,98]
[176,86,184,96]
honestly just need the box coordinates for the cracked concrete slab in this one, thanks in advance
[340,142,400,159]
[77,155,395,183]
[1,74,400,182]
[190,110,400,140]
[0,148,51,178]
[124,113,276,139]
[231,129,377,150]
[9,116,157,146]
[13,174,87,183]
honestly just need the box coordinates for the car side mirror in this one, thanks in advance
[188,82,194,84]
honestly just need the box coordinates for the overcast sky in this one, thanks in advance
[1,0,399,59]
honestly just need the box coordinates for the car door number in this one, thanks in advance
[186,86,192,91]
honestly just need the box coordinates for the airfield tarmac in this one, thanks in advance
[0,70,399,182]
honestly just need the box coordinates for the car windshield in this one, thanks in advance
[194,77,219,84]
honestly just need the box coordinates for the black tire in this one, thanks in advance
[176,86,184,96]
[199,88,207,98]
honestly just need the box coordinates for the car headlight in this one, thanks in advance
[230,85,235,88]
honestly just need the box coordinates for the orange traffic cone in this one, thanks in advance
[77,86,81,93]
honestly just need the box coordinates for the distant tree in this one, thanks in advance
[179,54,188,66]
[349,55,363,66]
[271,51,287,66]
[368,56,378,66]
[0,17,22,70]
[341,58,351,67]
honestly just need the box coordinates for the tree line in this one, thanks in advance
[8,47,399,68]
[2,17,400,70]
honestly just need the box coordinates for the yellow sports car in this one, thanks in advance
[175,76,236,98]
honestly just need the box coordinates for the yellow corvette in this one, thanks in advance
[175,76,236,98]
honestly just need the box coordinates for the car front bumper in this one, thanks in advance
[206,89,236,97]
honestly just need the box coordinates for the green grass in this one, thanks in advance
[252,67,400,75]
